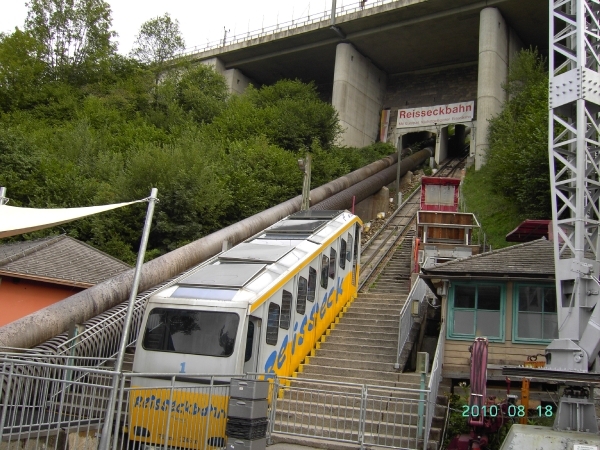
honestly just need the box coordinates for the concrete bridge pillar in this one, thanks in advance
[201,57,251,95]
[475,8,508,170]
[332,43,387,148]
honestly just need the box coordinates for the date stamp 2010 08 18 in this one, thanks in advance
[461,404,554,418]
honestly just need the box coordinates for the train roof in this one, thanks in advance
[153,210,359,309]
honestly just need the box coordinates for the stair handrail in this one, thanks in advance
[395,276,429,369]
[424,320,445,448]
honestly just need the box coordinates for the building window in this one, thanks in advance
[514,284,558,343]
[448,283,504,341]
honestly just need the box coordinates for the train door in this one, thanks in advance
[261,279,296,377]
[315,243,338,338]
[352,223,361,285]
[334,231,351,317]
[289,265,316,371]
[243,316,261,374]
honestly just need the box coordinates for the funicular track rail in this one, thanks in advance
[358,155,467,291]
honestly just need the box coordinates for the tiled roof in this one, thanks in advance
[422,238,554,277]
[0,235,131,287]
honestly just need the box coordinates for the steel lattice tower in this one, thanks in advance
[548,0,600,357]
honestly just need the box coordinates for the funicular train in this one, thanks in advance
[128,210,362,448]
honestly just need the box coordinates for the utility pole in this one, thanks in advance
[299,152,312,210]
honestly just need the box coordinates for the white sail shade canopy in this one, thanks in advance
[0,201,144,238]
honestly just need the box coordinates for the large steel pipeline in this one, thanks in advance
[312,147,433,211]
[0,152,402,350]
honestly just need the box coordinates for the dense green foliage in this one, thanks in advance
[0,2,395,264]
[462,49,549,248]
[486,49,550,218]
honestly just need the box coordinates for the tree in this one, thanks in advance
[0,29,46,111]
[210,80,341,152]
[175,64,228,124]
[24,0,116,83]
[131,13,184,75]
[485,49,550,219]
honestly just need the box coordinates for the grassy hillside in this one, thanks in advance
[461,164,525,250]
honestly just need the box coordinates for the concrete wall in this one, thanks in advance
[354,186,390,222]
[201,57,252,94]
[332,43,387,148]
[383,64,478,149]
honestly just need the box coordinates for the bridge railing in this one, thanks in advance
[178,0,402,57]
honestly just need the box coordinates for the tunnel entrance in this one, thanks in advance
[396,122,471,167]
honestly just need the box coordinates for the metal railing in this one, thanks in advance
[1,353,446,450]
[395,277,430,370]
[0,357,116,449]
[178,0,402,57]
[424,321,445,447]
[269,376,427,450]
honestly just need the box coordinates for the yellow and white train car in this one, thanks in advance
[129,210,361,448]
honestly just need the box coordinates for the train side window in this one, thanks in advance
[329,248,337,279]
[339,239,347,270]
[280,290,292,330]
[347,234,353,262]
[308,267,317,302]
[320,255,329,289]
[297,277,307,315]
[266,303,280,345]
[244,321,254,362]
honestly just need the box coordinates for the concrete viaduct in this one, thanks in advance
[184,0,547,169]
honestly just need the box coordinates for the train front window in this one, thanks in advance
[142,308,239,357]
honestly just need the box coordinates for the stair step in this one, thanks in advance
[323,335,400,348]
[318,341,396,354]
[340,313,400,324]
[337,314,400,329]
[321,329,397,341]
[301,364,401,382]
[313,349,397,364]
